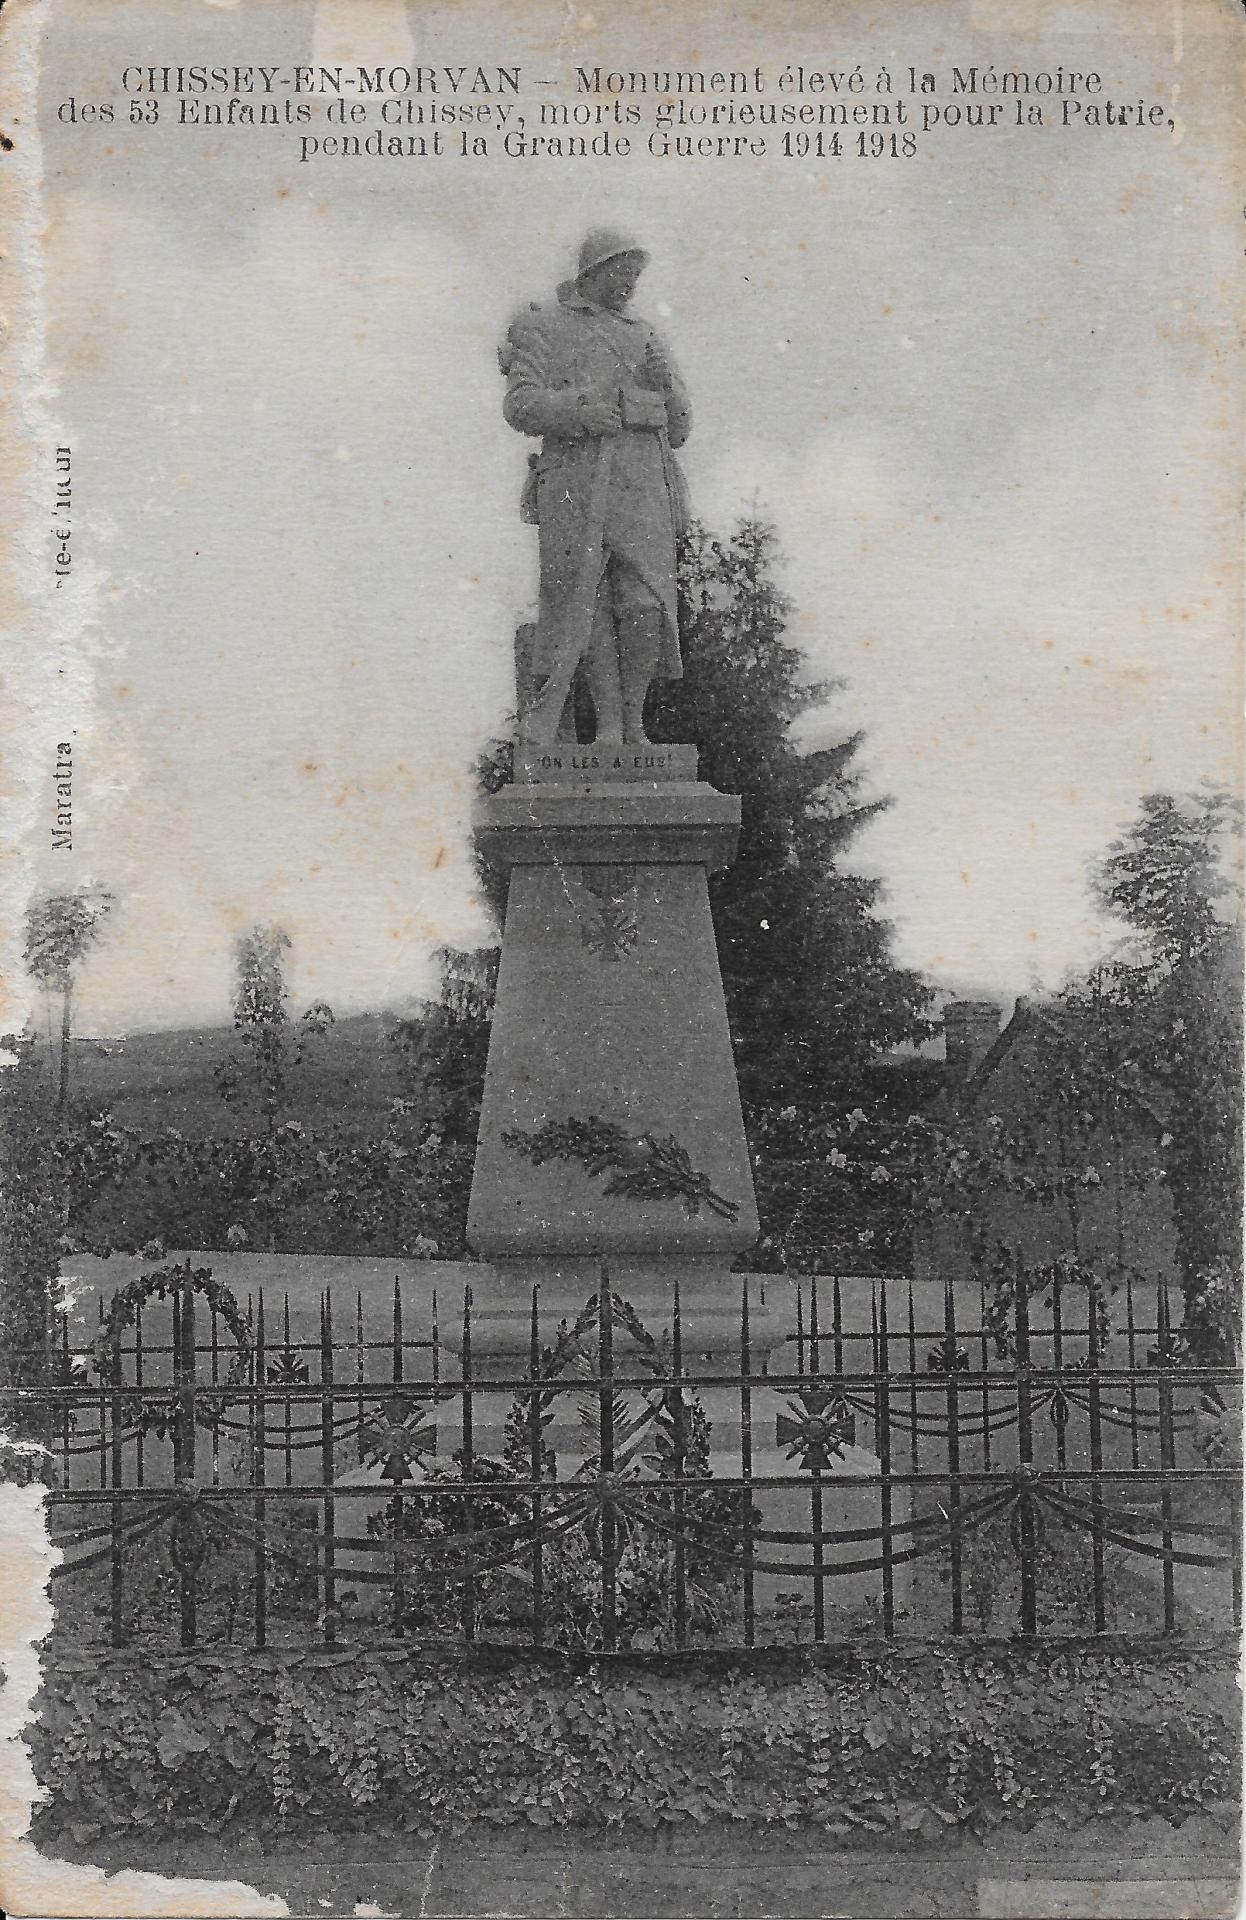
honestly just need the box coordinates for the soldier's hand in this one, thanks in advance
[578,399,622,436]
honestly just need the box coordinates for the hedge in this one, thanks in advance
[26,1639,1239,1850]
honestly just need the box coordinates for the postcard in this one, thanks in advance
[2,2,1241,1916]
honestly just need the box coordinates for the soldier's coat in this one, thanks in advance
[501,285,692,682]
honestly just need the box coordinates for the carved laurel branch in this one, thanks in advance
[502,1115,739,1222]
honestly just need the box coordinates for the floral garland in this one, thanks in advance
[88,1258,252,1383]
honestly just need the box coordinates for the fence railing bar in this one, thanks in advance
[97,1296,107,1493]
[254,1291,267,1649]
[46,1463,1241,1502]
[811,1277,825,1644]
[59,1306,72,1490]
[356,1290,366,1467]
[109,1341,124,1646]
[1156,1280,1177,1632]
[1087,1286,1107,1633]
[281,1293,294,1488]
[1126,1275,1141,1471]
[134,1298,146,1490]
[210,1306,221,1488]
[673,1275,688,1651]
[832,1275,844,1376]
[529,1285,544,1650]
[978,1280,991,1475]
[460,1284,476,1646]
[178,1275,198,1649]
[598,1268,617,1654]
[739,1274,755,1651]
[19,1361,1235,1404]
[945,1276,963,1636]
[1052,1266,1066,1475]
[1014,1252,1038,1636]
[320,1290,337,1646]
[906,1282,919,1477]
[878,1282,894,1638]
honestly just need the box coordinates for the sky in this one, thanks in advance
[15,0,1242,1035]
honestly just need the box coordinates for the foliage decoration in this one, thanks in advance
[979,1251,1112,1363]
[502,1115,739,1221]
[26,1643,1240,1850]
[88,1259,251,1383]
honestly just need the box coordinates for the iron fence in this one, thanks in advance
[11,1259,1241,1652]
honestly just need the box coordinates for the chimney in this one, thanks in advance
[943,1000,1002,1079]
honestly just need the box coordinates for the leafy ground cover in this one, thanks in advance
[27,1640,1239,1853]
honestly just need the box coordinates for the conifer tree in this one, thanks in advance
[648,518,931,1108]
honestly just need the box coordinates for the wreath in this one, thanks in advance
[89,1258,252,1385]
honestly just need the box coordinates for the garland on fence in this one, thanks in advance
[27,1643,1240,1850]
[88,1260,252,1382]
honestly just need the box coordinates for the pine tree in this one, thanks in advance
[648,518,931,1108]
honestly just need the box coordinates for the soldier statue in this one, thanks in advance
[500,228,692,748]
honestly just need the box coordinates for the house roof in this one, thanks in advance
[953,995,1168,1136]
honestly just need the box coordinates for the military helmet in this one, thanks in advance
[576,227,649,280]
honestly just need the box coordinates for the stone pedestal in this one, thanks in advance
[467,754,759,1264]
[450,753,911,1634]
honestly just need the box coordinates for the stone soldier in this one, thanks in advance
[500,228,692,748]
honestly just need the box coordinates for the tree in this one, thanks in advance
[22,889,113,1110]
[1092,790,1243,1358]
[213,925,335,1248]
[390,947,498,1146]
[214,926,335,1127]
[648,519,931,1107]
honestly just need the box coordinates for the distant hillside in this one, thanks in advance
[35,1011,408,1136]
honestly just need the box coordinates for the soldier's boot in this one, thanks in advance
[619,609,663,746]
